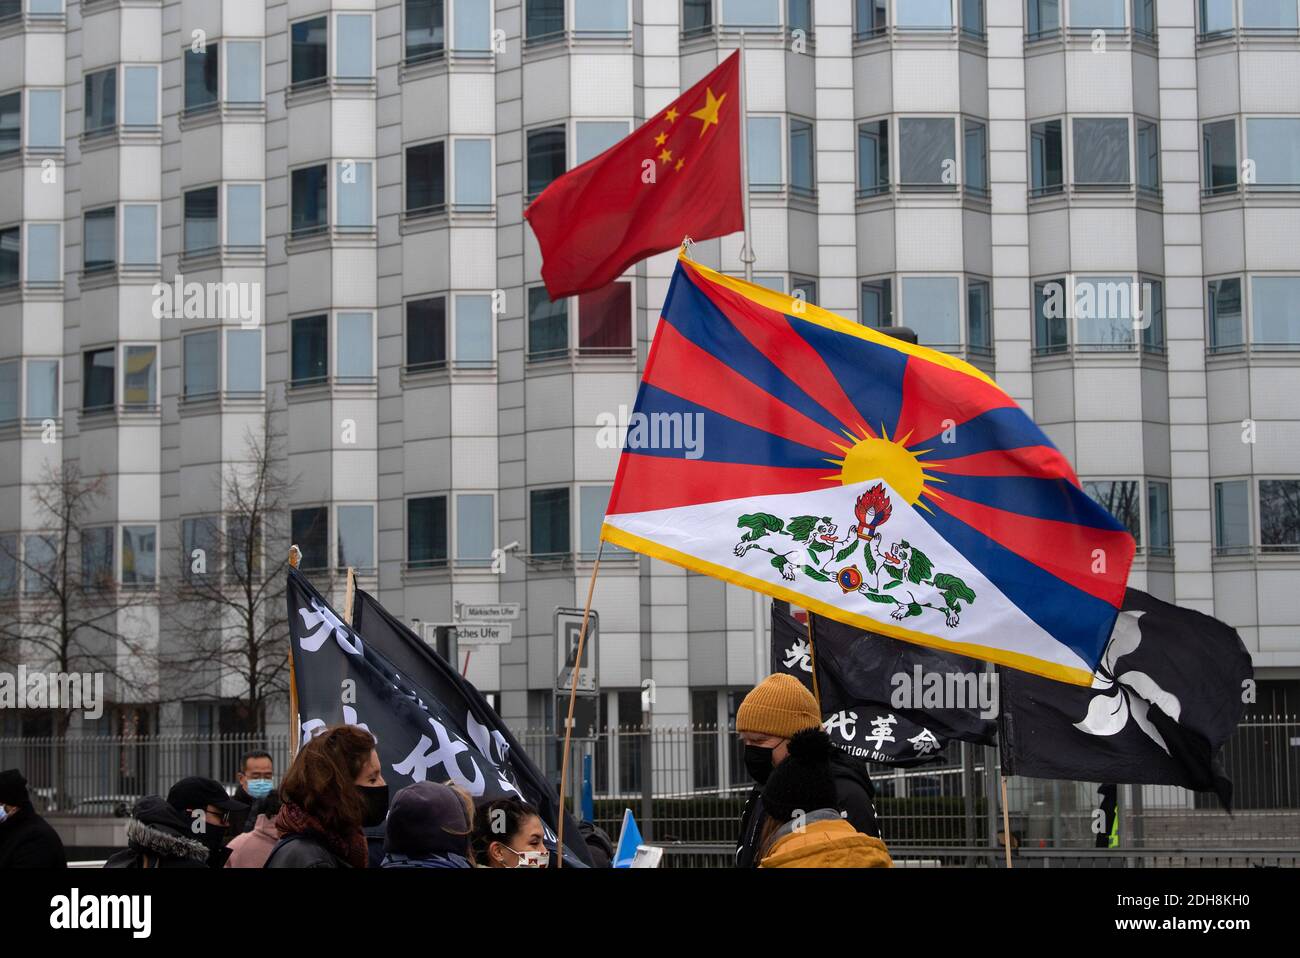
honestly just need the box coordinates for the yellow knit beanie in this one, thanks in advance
[736,674,821,739]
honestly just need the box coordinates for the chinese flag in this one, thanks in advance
[525,52,743,300]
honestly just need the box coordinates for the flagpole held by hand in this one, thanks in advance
[288,546,302,757]
[804,614,822,714]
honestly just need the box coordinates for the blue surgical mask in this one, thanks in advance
[0,806,9,824]
[246,779,274,800]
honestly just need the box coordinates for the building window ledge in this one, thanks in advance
[0,281,64,305]
[178,391,267,416]
[285,226,377,254]
[79,264,162,290]
[178,245,268,271]
[1031,344,1168,367]
[0,146,65,172]
[79,125,163,154]
[525,349,637,373]
[286,77,378,108]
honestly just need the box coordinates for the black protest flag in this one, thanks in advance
[999,588,1252,810]
[287,569,592,866]
[772,604,996,767]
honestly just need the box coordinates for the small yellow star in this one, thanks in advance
[675,158,685,172]
[665,107,679,123]
[654,131,668,147]
[690,87,726,138]
[658,148,673,165]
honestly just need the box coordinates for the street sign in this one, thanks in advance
[457,602,519,622]
[554,692,600,741]
[555,607,598,694]
[454,623,512,646]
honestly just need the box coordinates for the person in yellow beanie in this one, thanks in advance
[733,673,883,867]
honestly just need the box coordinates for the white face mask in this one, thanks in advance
[504,845,549,868]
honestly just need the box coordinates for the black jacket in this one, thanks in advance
[0,803,68,868]
[263,833,353,869]
[103,796,213,869]
[735,745,881,868]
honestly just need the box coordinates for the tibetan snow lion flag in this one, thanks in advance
[600,256,1136,685]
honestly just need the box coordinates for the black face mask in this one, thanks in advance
[744,744,775,784]
[358,784,390,828]
[200,824,228,864]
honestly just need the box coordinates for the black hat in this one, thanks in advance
[0,768,30,806]
[761,728,839,825]
[166,776,248,816]
[384,782,470,858]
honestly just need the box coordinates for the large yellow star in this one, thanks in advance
[665,107,679,123]
[675,158,685,172]
[690,87,726,138]
[658,148,673,165]
[654,131,668,146]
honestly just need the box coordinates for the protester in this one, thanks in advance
[472,797,549,868]
[224,789,283,868]
[755,728,892,868]
[379,782,474,868]
[578,819,614,868]
[105,776,247,869]
[733,673,882,867]
[264,725,386,868]
[233,750,275,834]
[0,768,67,869]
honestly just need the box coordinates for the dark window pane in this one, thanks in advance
[529,286,568,359]
[407,496,447,567]
[1083,480,1141,545]
[899,117,955,186]
[406,0,446,60]
[1034,278,1068,352]
[291,165,328,235]
[527,0,564,40]
[83,348,115,409]
[577,283,631,354]
[184,44,219,111]
[858,119,889,194]
[1203,120,1237,193]
[527,125,566,197]
[121,525,156,586]
[856,0,888,35]
[861,278,892,328]
[291,16,328,85]
[84,68,117,131]
[0,91,18,155]
[82,527,114,589]
[182,515,220,582]
[1028,0,1061,35]
[1260,480,1300,550]
[291,314,328,385]
[530,487,570,556]
[1073,117,1130,185]
[1031,119,1063,193]
[692,689,719,790]
[406,296,447,369]
[406,141,446,213]
[184,186,219,253]
[84,207,116,271]
[0,227,16,287]
[291,508,329,570]
[684,0,713,32]
[1207,277,1243,350]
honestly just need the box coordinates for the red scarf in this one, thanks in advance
[274,801,369,869]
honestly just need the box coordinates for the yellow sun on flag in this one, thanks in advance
[822,425,946,511]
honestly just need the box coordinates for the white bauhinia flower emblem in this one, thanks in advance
[1074,610,1182,754]
[297,598,364,655]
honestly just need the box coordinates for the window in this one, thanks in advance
[723,0,779,27]
[858,119,889,195]
[1147,480,1171,556]
[856,0,888,36]
[407,141,446,214]
[0,362,15,421]
[337,505,375,571]
[527,0,564,40]
[27,89,61,149]
[1030,119,1064,195]
[184,42,219,112]
[579,485,621,559]
[897,0,952,28]
[291,165,328,236]
[123,345,156,408]
[337,312,374,382]
[227,41,262,103]
[454,295,493,367]
[122,526,156,587]
[861,278,893,328]
[578,282,632,354]
[123,204,158,266]
[183,331,219,399]
[1260,480,1300,551]
[337,161,374,229]
[529,287,568,359]
[227,184,262,247]
[790,119,814,195]
[1251,276,1300,347]
[337,14,373,79]
[1207,277,1243,350]
[531,487,571,557]
[967,279,991,352]
[26,359,58,421]
[291,17,328,87]
[1136,119,1159,192]
[406,0,446,61]
[961,0,985,34]
[26,223,60,284]
[685,0,714,34]
[748,116,782,189]
[454,139,492,209]
[407,496,448,568]
[1071,0,1125,29]
[291,315,329,386]
[964,119,988,193]
[793,278,817,306]
[1214,480,1250,554]
[1200,0,1234,34]
[454,0,492,51]
[226,329,262,395]
[527,125,565,198]
[692,689,719,789]
[124,65,158,127]
[1034,278,1068,353]
[23,535,56,594]
[1134,0,1155,35]
[902,276,961,347]
[899,117,955,189]
[0,535,14,598]
[789,0,813,33]
[82,527,114,589]
[754,275,786,294]
[575,121,629,165]
[1202,119,1237,193]
[0,226,15,287]
[1075,275,1141,350]
[0,92,17,155]
[456,494,494,566]
[1243,0,1298,29]
[84,207,116,271]
[184,187,219,254]
[407,296,447,370]
[291,508,329,570]
[1246,118,1300,188]
[83,348,115,410]
[1142,278,1164,351]
[84,68,116,132]
[1083,480,1141,545]
[182,516,219,582]
[1073,118,1130,187]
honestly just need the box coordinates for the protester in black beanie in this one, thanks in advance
[0,768,68,869]
[380,782,474,868]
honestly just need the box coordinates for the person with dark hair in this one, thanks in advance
[380,782,474,868]
[105,777,247,869]
[472,797,548,868]
[0,768,67,869]
[224,789,283,868]
[755,728,892,868]
[234,749,275,834]
[264,725,387,868]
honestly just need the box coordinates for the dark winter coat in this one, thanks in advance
[380,851,472,868]
[735,745,881,868]
[103,796,212,869]
[263,832,353,869]
[0,803,68,868]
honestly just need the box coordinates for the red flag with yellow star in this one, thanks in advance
[524,52,743,300]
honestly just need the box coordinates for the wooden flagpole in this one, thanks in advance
[342,566,356,625]
[287,546,302,757]
[555,539,604,868]
[803,613,822,714]
[1000,774,1013,869]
